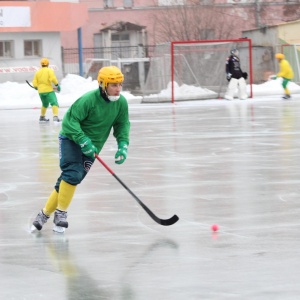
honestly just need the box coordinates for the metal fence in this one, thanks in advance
[62,44,300,97]
[62,45,156,93]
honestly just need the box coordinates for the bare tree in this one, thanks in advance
[151,4,246,43]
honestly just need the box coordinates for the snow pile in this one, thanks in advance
[0,74,299,109]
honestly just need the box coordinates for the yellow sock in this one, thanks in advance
[57,180,76,211]
[52,105,59,117]
[43,189,59,216]
[41,106,47,116]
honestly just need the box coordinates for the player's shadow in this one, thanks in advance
[35,233,113,300]
[119,238,179,299]
[33,234,178,299]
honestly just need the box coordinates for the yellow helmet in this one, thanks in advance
[275,53,285,60]
[40,58,49,67]
[97,66,124,89]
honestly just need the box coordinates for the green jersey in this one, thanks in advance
[60,88,130,151]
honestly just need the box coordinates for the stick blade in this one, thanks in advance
[159,214,179,226]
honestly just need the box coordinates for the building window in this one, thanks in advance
[0,40,14,58]
[200,29,215,40]
[124,0,133,8]
[24,40,42,57]
[111,33,130,58]
[104,0,114,8]
[158,0,185,5]
[112,33,130,43]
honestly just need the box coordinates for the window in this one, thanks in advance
[104,0,114,8]
[111,33,130,58]
[200,29,215,40]
[124,0,133,8]
[158,0,185,5]
[0,40,13,58]
[112,33,130,43]
[24,40,42,57]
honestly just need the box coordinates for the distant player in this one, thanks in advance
[272,53,294,100]
[32,58,61,122]
[225,49,248,101]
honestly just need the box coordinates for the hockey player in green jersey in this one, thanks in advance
[31,66,130,233]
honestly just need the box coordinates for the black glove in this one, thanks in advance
[242,72,248,80]
[226,73,232,81]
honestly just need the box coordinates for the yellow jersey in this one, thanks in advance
[277,59,294,80]
[32,67,59,93]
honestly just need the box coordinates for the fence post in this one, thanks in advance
[77,27,83,77]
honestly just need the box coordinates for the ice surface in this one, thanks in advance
[1,78,300,299]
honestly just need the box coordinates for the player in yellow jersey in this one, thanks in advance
[32,58,61,122]
[272,53,294,100]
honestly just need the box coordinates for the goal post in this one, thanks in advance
[143,39,253,103]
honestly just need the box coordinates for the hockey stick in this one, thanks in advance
[26,80,58,92]
[95,155,179,226]
[26,80,35,89]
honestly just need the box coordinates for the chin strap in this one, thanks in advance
[99,86,110,102]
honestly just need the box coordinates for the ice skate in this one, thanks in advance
[31,210,49,232]
[240,94,248,100]
[53,209,68,233]
[39,116,49,123]
[53,116,61,122]
[224,95,233,101]
[282,94,291,100]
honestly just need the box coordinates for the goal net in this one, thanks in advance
[143,39,253,103]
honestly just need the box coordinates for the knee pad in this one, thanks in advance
[61,163,86,185]
[62,170,84,185]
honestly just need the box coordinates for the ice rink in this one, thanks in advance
[2,96,300,299]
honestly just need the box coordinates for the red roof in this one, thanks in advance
[0,1,88,32]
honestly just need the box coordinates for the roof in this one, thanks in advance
[243,19,300,33]
[100,21,146,33]
[0,1,88,32]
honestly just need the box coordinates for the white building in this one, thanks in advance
[0,1,88,83]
